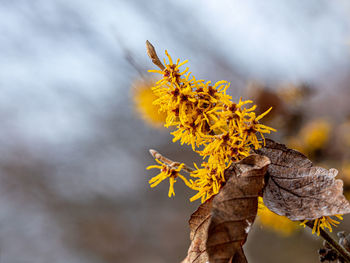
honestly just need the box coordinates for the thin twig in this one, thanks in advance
[114,32,145,77]
[305,221,350,262]
[146,40,165,70]
[149,149,194,173]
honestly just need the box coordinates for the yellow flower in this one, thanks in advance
[212,98,253,131]
[147,159,191,197]
[189,162,223,203]
[257,197,298,236]
[300,215,343,236]
[132,79,167,127]
[239,107,276,149]
[199,132,245,167]
[149,50,189,86]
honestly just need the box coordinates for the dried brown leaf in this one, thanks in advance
[182,154,270,263]
[182,199,213,263]
[256,139,350,220]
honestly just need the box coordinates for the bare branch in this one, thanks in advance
[305,221,350,263]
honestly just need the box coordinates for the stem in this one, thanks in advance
[149,149,194,173]
[305,221,350,262]
[145,40,165,70]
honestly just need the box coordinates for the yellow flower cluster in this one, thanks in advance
[147,50,275,203]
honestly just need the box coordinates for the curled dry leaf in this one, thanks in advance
[182,198,213,263]
[256,139,350,221]
[182,154,270,263]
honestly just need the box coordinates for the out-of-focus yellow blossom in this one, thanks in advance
[257,197,298,236]
[287,119,331,156]
[302,119,331,151]
[132,80,167,127]
[147,50,275,202]
[300,215,343,236]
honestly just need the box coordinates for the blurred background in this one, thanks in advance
[1,0,350,262]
